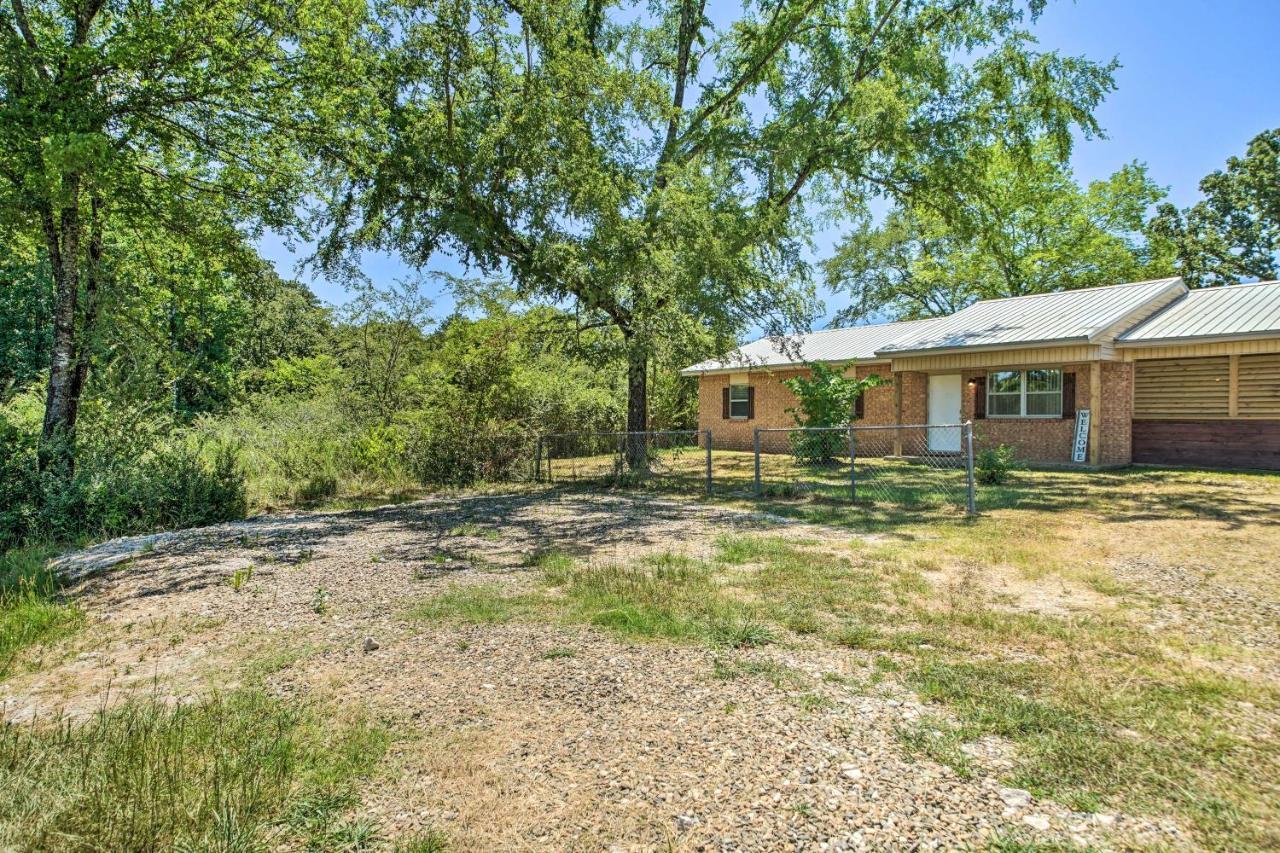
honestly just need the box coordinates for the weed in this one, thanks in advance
[0,545,81,678]
[0,689,387,850]
[311,586,331,615]
[409,585,540,624]
[392,829,450,852]
[227,565,254,592]
[541,646,576,659]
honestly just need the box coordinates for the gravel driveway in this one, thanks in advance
[5,490,1185,851]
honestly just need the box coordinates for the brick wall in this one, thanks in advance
[697,364,896,452]
[1099,361,1134,465]
[698,360,1133,466]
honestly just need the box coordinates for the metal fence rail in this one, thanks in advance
[752,423,975,514]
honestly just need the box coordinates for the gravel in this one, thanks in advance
[7,491,1190,850]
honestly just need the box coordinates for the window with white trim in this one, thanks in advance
[986,369,1063,418]
[729,384,750,419]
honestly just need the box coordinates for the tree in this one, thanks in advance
[0,0,371,467]
[1149,128,1280,287]
[320,0,1115,467]
[826,141,1174,323]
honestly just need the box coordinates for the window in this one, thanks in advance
[985,369,1063,418]
[729,384,750,419]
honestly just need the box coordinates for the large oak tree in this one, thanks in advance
[321,0,1114,466]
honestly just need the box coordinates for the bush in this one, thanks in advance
[0,395,247,547]
[789,429,847,466]
[976,444,1018,485]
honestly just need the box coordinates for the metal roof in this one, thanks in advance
[874,277,1186,355]
[680,318,943,375]
[1118,280,1280,344]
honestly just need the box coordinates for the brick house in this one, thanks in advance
[683,278,1280,469]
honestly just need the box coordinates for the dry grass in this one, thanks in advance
[406,465,1280,848]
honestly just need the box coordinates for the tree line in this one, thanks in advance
[1,0,1277,544]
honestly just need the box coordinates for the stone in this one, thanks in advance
[362,637,380,652]
[999,787,1033,808]
[675,814,700,831]
[1023,814,1052,832]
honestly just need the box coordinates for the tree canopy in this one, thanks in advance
[1150,127,1280,287]
[825,140,1174,323]
[319,0,1116,460]
[0,0,373,464]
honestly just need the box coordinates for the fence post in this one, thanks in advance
[535,436,543,483]
[847,426,856,502]
[964,421,977,516]
[753,429,762,498]
[704,429,713,496]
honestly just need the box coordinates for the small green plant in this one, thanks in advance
[781,362,887,464]
[297,475,338,503]
[975,443,1018,485]
[227,566,254,592]
[311,586,331,615]
[541,646,577,659]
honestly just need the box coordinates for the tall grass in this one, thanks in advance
[0,545,80,679]
[0,689,390,851]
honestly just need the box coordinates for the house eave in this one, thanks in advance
[681,357,893,377]
[1117,331,1280,348]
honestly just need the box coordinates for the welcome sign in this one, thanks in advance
[1073,408,1092,463]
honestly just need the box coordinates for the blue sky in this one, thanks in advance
[257,0,1280,323]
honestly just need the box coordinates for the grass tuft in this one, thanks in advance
[0,545,81,679]
[0,688,387,850]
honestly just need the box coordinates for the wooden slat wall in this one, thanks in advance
[1133,420,1280,470]
[1239,353,1280,417]
[1134,357,1230,419]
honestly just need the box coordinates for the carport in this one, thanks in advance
[1119,281,1280,470]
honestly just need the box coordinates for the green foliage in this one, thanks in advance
[0,391,246,548]
[782,363,885,464]
[828,141,1175,322]
[783,363,886,428]
[0,0,375,455]
[321,0,1114,439]
[0,689,388,850]
[1150,128,1280,286]
[976,444,1018,485]
[0,544,81,679]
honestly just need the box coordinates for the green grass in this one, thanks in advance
[0,688,395,851]
[0,544,81,680]
[408,584,543,624]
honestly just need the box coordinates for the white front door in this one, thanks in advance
[927,374,962,452]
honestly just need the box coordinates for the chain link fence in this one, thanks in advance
[751,424,975,513]
[530,424,977,515]
[535,430,712,494]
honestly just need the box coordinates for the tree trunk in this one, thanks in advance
[39,195,82,471]
[625,343,648,471]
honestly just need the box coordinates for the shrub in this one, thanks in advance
[0,397,247,548]
[788,429,847,466]
[976,444,1018,485]
[781,362,886,464]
